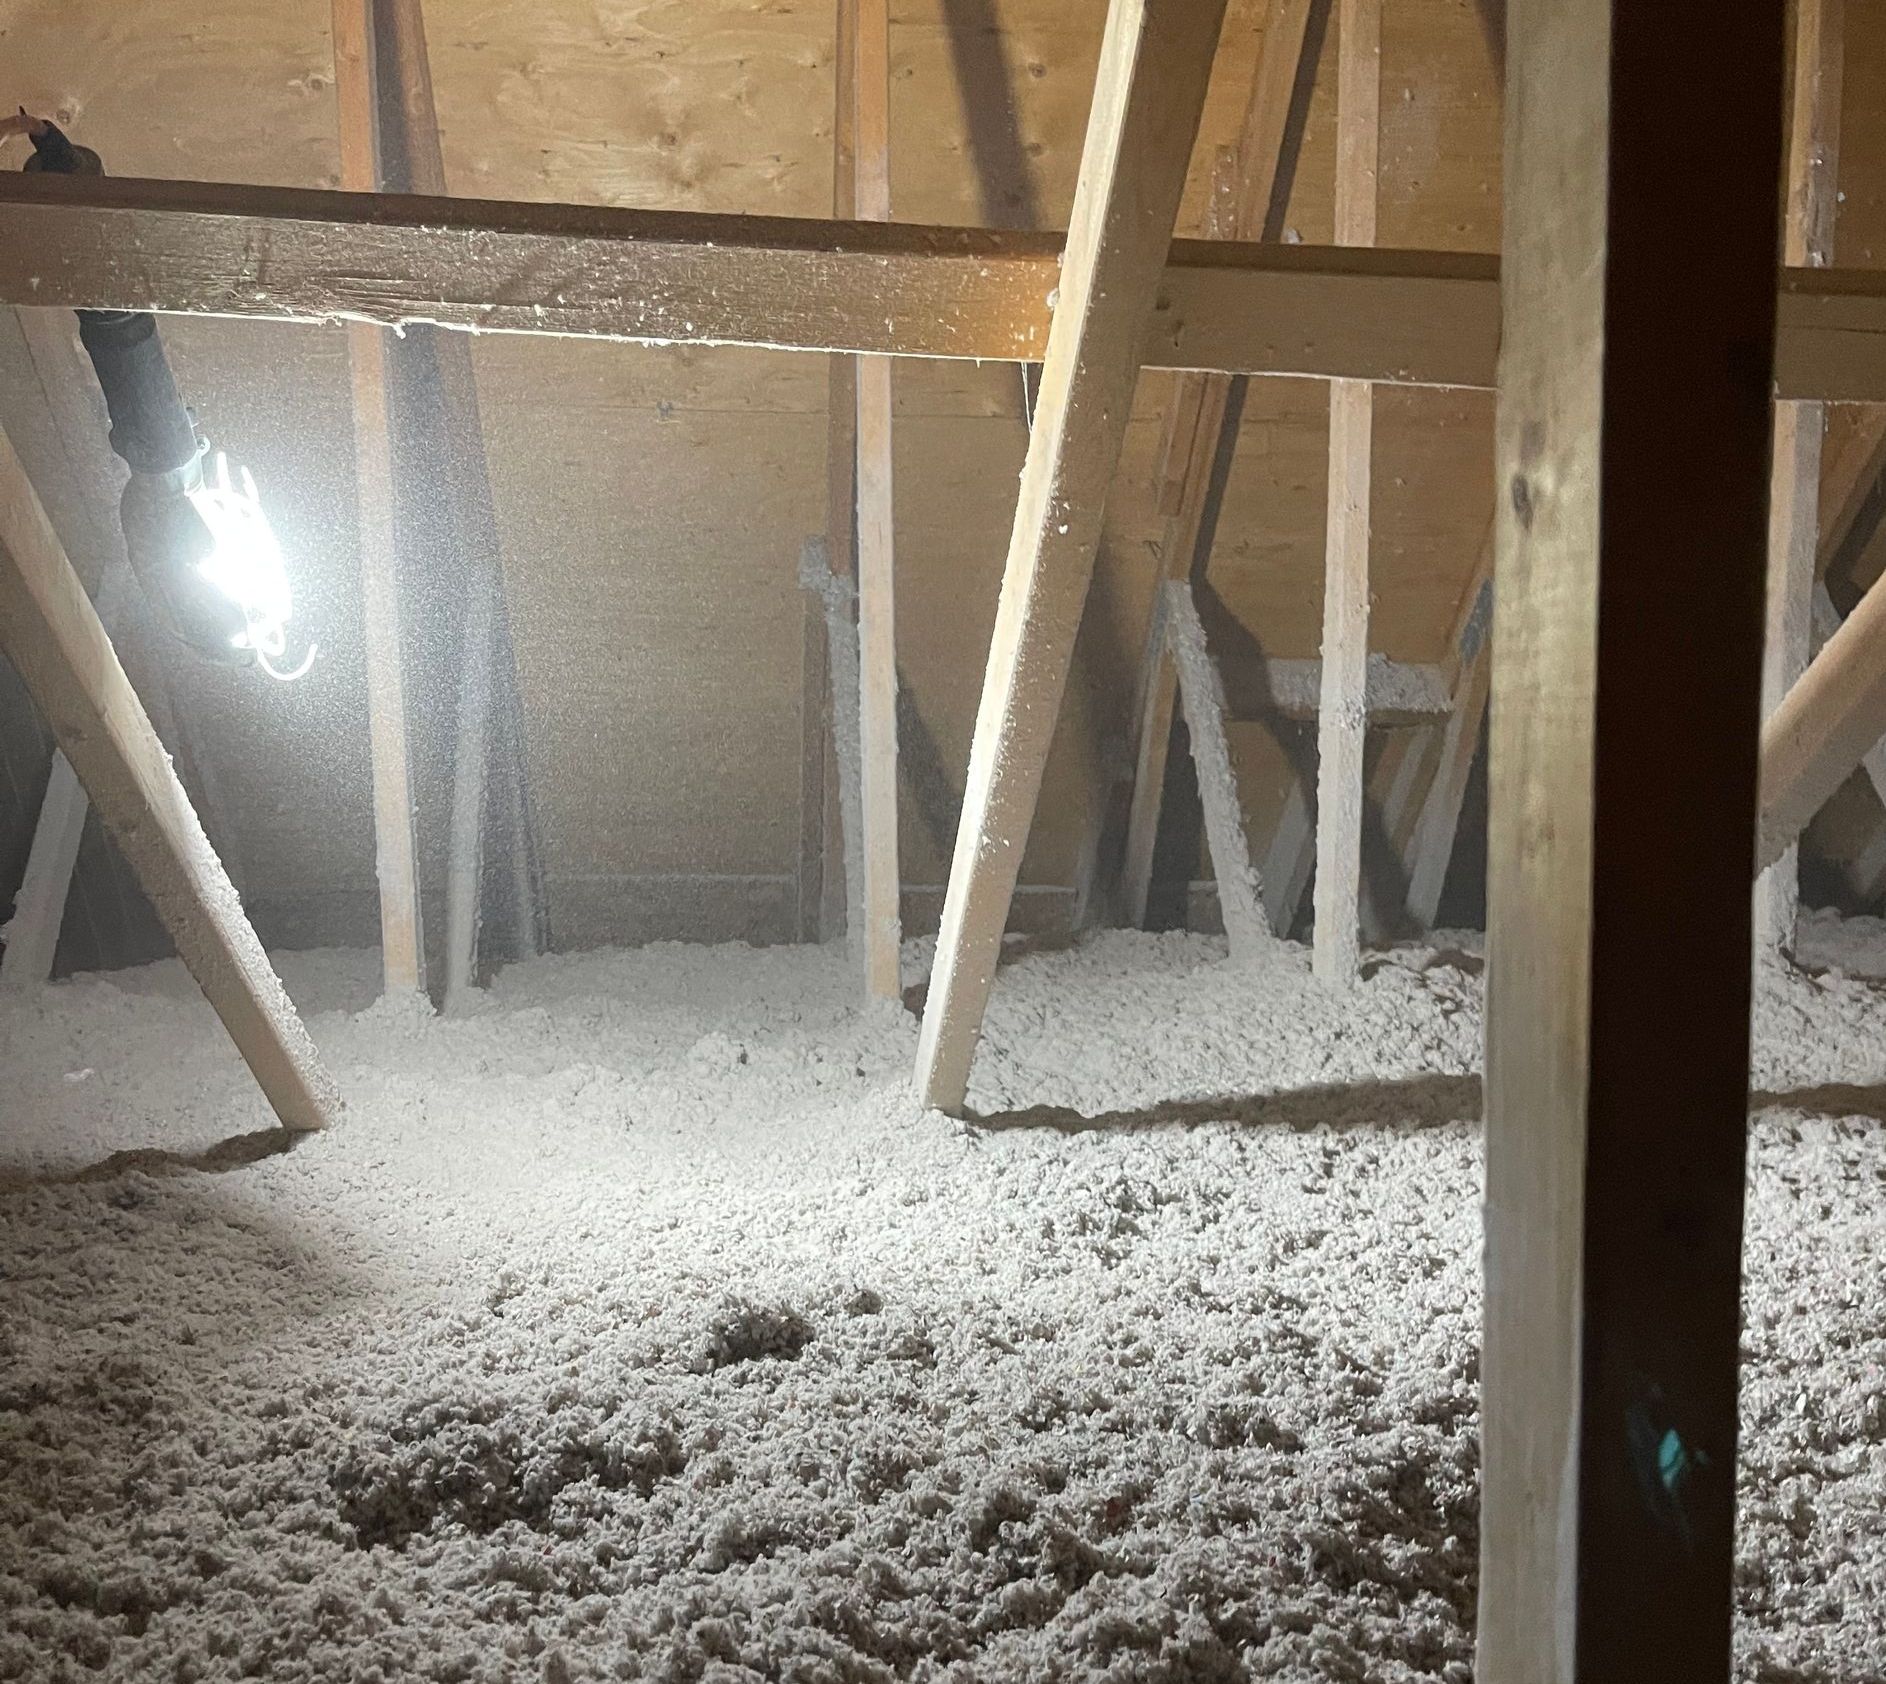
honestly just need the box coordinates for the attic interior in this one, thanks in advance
[1,0,1884,1679]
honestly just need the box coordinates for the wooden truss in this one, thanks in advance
[5,7,1878,1665]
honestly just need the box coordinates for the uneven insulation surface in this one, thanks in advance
[2,926,1883,1682]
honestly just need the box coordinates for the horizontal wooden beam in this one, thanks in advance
[6,174,1884,399]
[1240,655,1450,722]
[0,173,1495,387]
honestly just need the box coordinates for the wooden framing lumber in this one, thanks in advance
[1758,562,1886,870]
[1816,406,1886,568]
[1310,0,1380,986]
[334,0,426,997]
[1120,0,1328,928]
[1119,360,1236,925]
[5,313,146,984]
[0,172,1498,384]
[0,559,132,989]
[379,0,519,1010]
[1162,581,1270,960]
[1752,398,1886,875]
[1774,267,1886,403]
[1312,374,1372,978]
[1405,535,1492,928]
[798,576,832,943]
[346,318,428,992]
[13,173,1886,401]
[853,0,901,1000]
[1477,0,1782,1676]
[914,0,1231,1115]
[1261,783,1315,938]
[1,753,85,983]
[1759,399,1826,945]
[442,578,495,1006]
[0,422,340,1132]
[1756,0,1844,954]
[345,0,542,1005]
[16,171,1886,401]
[804,2,858,946]
[801,537,865,944]
[1,300,241,985]
[1812,583,1886,810]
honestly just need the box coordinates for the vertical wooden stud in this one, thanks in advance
[1310,0,1380,985]
[854,0,901,999]
[1477,0,1784,1677]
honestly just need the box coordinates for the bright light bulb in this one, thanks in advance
[185,451,315,681]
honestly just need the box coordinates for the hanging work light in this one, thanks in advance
[5,110,316,681]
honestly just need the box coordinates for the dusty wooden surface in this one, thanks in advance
[1119,0,1328,929]
[1479,0,1781,1674]
[334,0,427,996]
[2,0,1880,958]
[1310,0,1380,984]
[916,0,1233,1112]
[1757,0,1845,952]
[0,423,340,1134]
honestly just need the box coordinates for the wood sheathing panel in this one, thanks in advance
[2,0,1521,953]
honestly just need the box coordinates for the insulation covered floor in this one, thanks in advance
[1,925,1884,1682]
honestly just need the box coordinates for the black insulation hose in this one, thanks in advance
[21,118,199,480]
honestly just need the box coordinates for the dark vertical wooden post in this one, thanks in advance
[1478,0,1785,1679]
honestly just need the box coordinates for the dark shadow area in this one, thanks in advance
[1366,946,1485,979]
[1473,0,1506,73]
[1434,725,1490,931]
[939,0,1043,232]
[969,1073,1886,1138]
[0,1125,302,1193]
[970,1071,1483,1135]
[895,666,964,864]
[902,926,1087,1015]
[1755,1081,1886,1125]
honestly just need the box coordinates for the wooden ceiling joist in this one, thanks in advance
[8,175,1886,401]
[0,172,1496,385]
[912,0,1231,1116]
